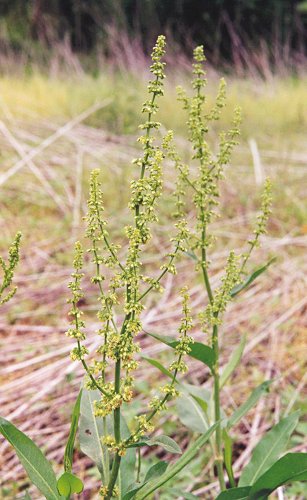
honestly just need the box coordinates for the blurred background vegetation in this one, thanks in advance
[0,0,307,75]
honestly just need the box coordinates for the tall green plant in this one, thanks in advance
[0,37,306,500]
[148,44,307,497]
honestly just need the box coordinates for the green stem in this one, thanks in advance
[106,453,121,500]
[212,324,226,491]
[138,242,180,302]
[114,360,121,443]
[199,211,225,491]
[136,448,142,483]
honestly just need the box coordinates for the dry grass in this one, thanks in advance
[0,100,306,498]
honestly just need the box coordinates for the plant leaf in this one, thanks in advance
[239,412,300,486]
[0,416,60,500]
[230,258,276,298]
[227,380,272,429]
[177,393,209,433]
[134,422,219,499]
[122,484,143,500]
[216,487,251,499]
[119,416,136,496]
[166,487,199,499]
[144,461,168,482]
[57,472,83,496]
[223,429,235,488]
[130,435,181,455]
[147,332,215,371]
[220,335,246,388]
[191,394,208,414]
[63,389,82,472]
[248,453,307,498]
[142,356,173,379]
[79,388,108,480]
[147,435,181,454]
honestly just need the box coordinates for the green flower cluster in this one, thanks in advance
[0,231,21,305]
[242,177,273,271]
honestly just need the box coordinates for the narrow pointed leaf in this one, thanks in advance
[227,380,272,429]
[135,422,219,499]
[239,412,300,486]
[57,472,83,495]
[63,389,82,472]
[148,332,215,371]
[249,453,307,498]
[177,393,209,433]
[119,417,136,496]
[223,429,235,488]
[216,487,251,499]
[122,484,143,500]
[220,335,246,388]
[144,461,168,482]
[79,388,108,480]
[129,435,181,454]
[142,356,173,379]
[0,417,60,500]
[191,394,208,413]
[146,435,181,454]
[230,258,276,298]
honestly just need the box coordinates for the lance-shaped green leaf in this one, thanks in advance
[144,461,169,482]
[147,332,215,371]
[230,258,276,298]
[239,412,300,486]
[134,422,219,499]
[57,472,83,496]
[63,389,82,473]
[118,416,136,496]
[128,435,181,454]
[177,393,209,433]
[79,388,108,480]
[122,462,169,500]
[223,429,235,488]
[142,356,173,379]
[216,486,251,499]
[248,452,307,498]
[227,380,272,429]
[0,417,60,500]
[220,335,246,388]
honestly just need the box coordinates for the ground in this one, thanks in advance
[0,70,306,498]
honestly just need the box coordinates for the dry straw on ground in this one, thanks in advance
[0,105,306,498]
